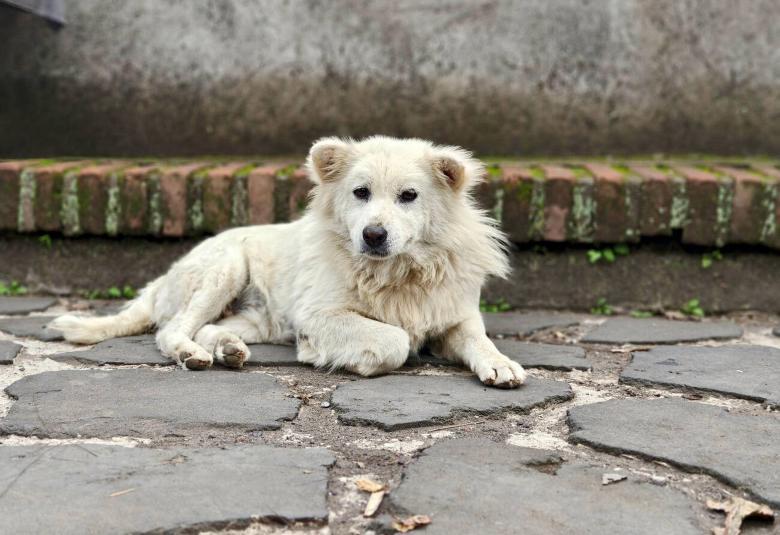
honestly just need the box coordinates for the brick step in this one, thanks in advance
[1,159,779,249]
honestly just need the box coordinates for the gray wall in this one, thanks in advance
[1,0,779,157]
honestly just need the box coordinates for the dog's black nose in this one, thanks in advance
[362,225,388,248]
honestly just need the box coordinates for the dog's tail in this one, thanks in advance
[50,283,157,344]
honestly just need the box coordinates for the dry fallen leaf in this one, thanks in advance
[392,514,432,533]
[602,473,627,485]
[363,490,385,517]
[707,497,774,535]
[355,478,385,493]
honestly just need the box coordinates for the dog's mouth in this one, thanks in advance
[360,246,390,259]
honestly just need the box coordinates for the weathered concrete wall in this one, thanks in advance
[1,0,779,157]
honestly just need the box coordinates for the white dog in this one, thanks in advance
[51,137,527,388]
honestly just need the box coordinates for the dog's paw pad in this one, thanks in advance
[181,353,213,370]
[221,342,249,368]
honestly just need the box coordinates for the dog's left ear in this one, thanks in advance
[307,137,353,184]
[431,147,481,193]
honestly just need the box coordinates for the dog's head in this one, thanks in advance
[306,136,484,260]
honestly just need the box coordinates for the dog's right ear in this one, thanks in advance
[307,137,353,184]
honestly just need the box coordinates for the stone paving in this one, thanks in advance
[382,439,704,534]
[0,315,63,341]
[0,341,21,365]
[1,369,300,438]
[482,312,584,337]
[0,296,57,315]
[582,317,743,344]
[0,299,779,534]
[621,345,780,407]
[0,444,334,534]
[569,398,780,507]
[331,375,573,430]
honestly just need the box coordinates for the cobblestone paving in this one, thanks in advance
[0,341,21,365]
[621,345,780,407]
[0,315,62,341]
[383,439,704,534]
[482,312,585,337]
[331,375,573,430]
[0,298,778,534]
[0,445,334,534]
[582,317,743,344]
[0,296,56,315]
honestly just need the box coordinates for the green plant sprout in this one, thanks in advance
[591,298,614,315]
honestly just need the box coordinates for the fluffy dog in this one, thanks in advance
[51,136,527,388]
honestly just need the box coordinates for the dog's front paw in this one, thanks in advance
[475,355,527,388]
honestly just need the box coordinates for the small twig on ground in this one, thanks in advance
[424,421,488,433]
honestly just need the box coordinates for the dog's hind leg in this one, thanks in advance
[156,250,248,370]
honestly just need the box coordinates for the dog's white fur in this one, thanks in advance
[51,136,526,387]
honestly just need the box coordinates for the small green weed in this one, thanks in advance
[681,298,705,318]
[701,250,723,269]
[587,245,630,264]
[630,310,654,318]
[591,298,614,316]
[38,234,52,249]
[480,298,512,313]
[84,285,137,300]
[0,280,28,296]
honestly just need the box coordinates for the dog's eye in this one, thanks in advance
[353,187,370,200]
[399,189,418,203]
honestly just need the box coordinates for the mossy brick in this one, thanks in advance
[119,165,155,234]
[674,166,727,247]
[272,165,304,223]
[539,166,574,242]
[159,163,206,237]
[77,163,124,235]
[202,163,246,233]
[286,167,313,221]
[29,161,86,233]
[499,166,536,243]
[230,164,254,227]
[752,165,780,249]
[247,164,282,225]
[715,166,766,245]
[473,170,500,217]
[753,165,780,180]
[632,165,672,236]
[585,163,638,243]
[568,173,595,243]
[0,161,36,230]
